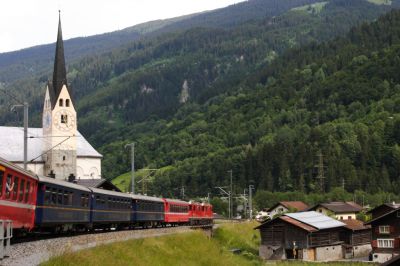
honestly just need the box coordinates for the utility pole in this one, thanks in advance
[215,186,230,219]
[125,142,135,194]
[181,186,185,199]
[228,170,233,219]
[315,150,325,193]
[11,102,29,170]
[249,185,254,220]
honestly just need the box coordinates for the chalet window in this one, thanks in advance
[379,226,390,234]
[61,114,68,124]
[66,99,70,107]
[377,239,394,248]
[59,99,63,106]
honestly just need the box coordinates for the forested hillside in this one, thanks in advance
[1,0,400,199]
[105,5,400,197]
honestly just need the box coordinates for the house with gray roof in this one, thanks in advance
[255,211,348,261]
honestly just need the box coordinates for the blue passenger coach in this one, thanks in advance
[35,176,91,231]
[90,187,132,228]
[132,194,164,227]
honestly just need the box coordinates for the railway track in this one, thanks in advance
[2,225,212,266]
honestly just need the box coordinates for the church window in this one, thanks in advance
[59,99,63,107]
[63,156,66,161]
[66,99,70,107]
[61,114,68,124]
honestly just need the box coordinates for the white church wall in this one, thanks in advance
[15,162,44,176]
[76,157,101,179]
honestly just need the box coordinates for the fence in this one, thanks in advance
[0,220,12,260]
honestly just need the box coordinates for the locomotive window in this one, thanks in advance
[19,179,25,202]
[12,177,19,201]
[25,182,30,203]
[0,170,3,198]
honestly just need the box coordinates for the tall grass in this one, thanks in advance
[42,231,254,266]
[42,222,376,266]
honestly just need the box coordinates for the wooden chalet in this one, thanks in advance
[340,219,372,258]
[366,207,400,263]
[265,201,309,219]
[367,202,400,220]
[255,211,346,261]
[308,201,363,220]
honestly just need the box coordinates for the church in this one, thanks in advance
[0,14,103,182]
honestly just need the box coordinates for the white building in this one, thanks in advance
[0,14,102,181]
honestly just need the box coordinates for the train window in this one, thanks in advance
[0,169,4,198]
[57,190,63,205]
[12,177,19,201]
[19,179,25,202]
[63,192,68,205]
[51,189,57,205]
[68,192,73,205]
[5,174,13,199]
[25,182,31,203]
[44,189,51,204]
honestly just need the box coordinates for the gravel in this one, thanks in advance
[0,226,193,266]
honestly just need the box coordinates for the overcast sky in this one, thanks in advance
[0,0,244,53]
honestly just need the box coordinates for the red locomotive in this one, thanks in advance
[0,158,38,231]
[189,202,213,225]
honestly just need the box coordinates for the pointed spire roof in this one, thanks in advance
[49,11,71,109]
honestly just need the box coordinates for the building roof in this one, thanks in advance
[38,175,91,192]
[286,211,346,230]
[365,208,400,225]
[310,202,363,214]
[50,12,71,109]
[267,201,309,212]
[341,219,371,231]
[382,254,400,266]
[279,216,318,232]
[76,179,120,192]
[255,211,346,231]
[0,126,102,162]
[366,202,400,214]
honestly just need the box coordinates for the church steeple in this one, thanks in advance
[51,11,68,108]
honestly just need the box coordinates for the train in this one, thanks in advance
[0,157,213,234]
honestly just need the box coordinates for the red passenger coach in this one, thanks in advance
[0,157,38,231]
[163,199,189,225]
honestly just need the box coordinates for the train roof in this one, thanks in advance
[131,194,164,203]
[163,198,190,205]
[0,156,38,180]
[89,187,132,199]
[37,176,91,192]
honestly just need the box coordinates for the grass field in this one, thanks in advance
[42,222,376,266]
[291,2,328,14]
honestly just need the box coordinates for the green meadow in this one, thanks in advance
[42,222,376,266]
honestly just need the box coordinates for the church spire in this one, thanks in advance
[52,11,67,101]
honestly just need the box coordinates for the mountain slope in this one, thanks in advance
[105,8,400,197]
